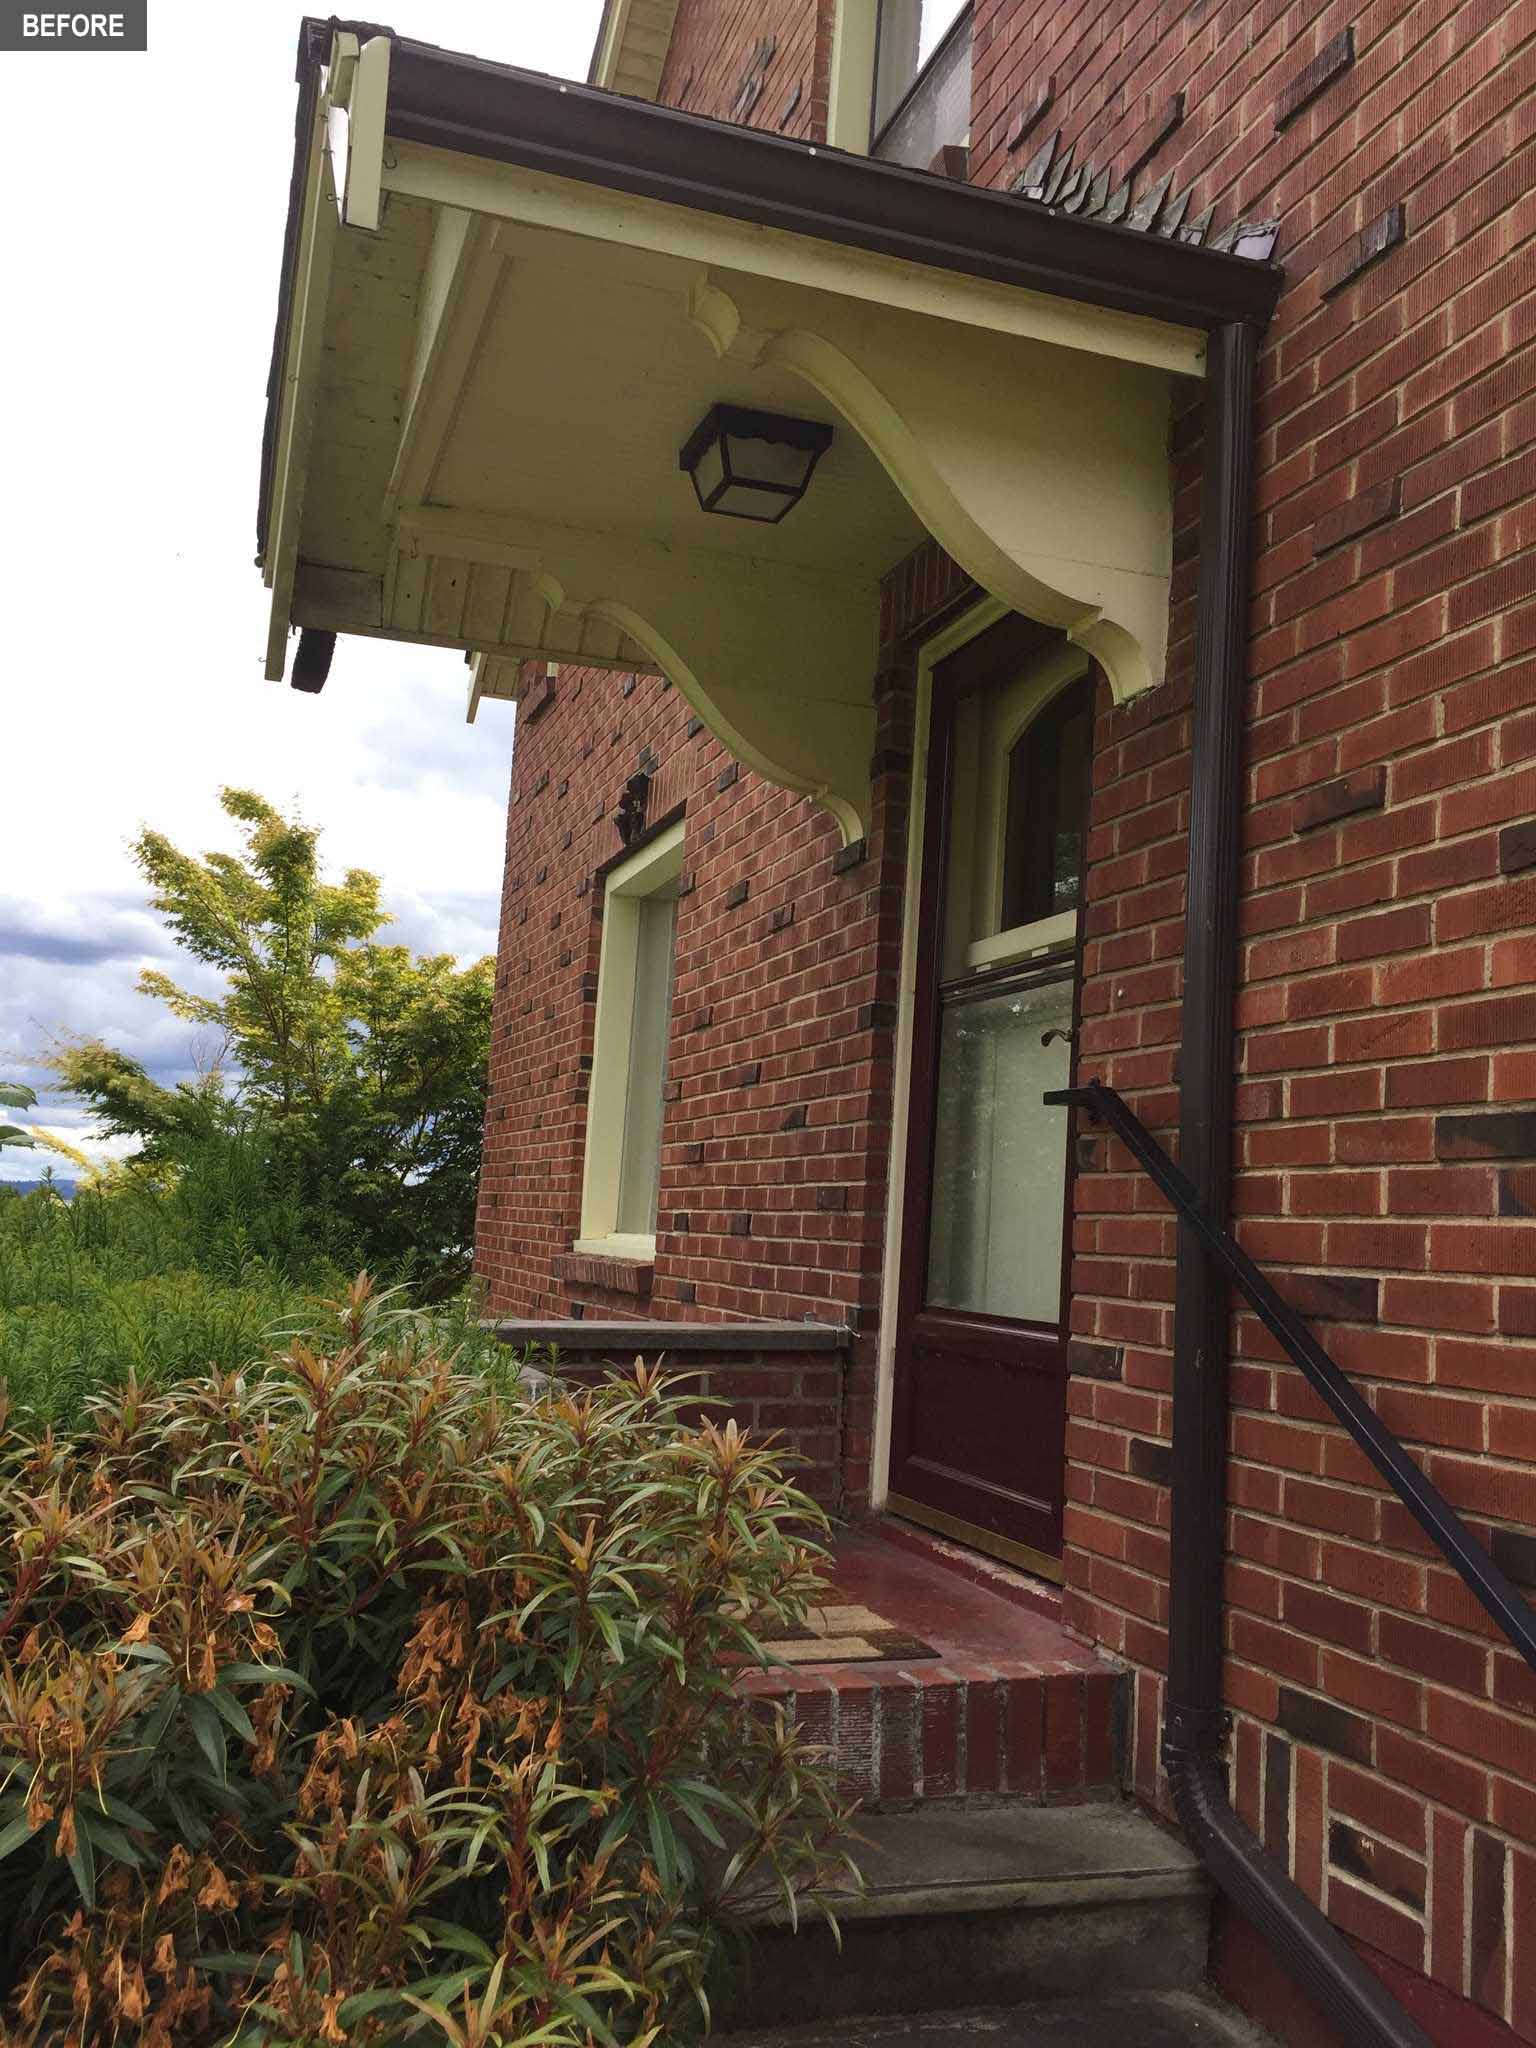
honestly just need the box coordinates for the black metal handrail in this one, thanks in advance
[1046,1078,1536,1674]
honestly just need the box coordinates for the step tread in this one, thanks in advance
[719,1988,1273,2046]
[755,1800,1203,1926]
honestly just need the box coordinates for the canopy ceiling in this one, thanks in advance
[258,21,1282,839]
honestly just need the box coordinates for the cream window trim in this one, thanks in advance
[965,909,1078,973]
[572,1233,658,1261]
[827,0,878,153]
[579,822,685,1251]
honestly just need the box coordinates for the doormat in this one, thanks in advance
[751,1593,941,1666]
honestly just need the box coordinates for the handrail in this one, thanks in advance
[1046,1078,1536,1674]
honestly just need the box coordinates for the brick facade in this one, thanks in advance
[477,1,1536,2037]
[965,1,1536,2038]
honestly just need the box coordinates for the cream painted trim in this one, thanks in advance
[386,212,509,518]
[343,35,390,231]
[573,1234,657,1260]
[966,910,1078,973]
[827,0,878,154]
[380,145,1207,377]
[264,57,340,679]
[580,822,686,1246]
[590,0,634,89]
[590,0,682,100]
[871,594,1008,1510]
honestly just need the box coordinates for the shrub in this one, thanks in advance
[0,1280,851,2044]
[0,1172,503,1425]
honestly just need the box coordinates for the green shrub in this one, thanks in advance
[0,1280,851,2045]
[0,1169,504,1424]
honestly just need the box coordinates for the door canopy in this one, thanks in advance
[259,24,1281,842]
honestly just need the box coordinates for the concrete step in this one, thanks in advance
[719,1988,1274,2046]
[713,1802,1212,2032]
[738,1661,1125,1808]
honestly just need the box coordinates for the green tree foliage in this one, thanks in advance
[0,1283,852,2044]
[49,791,494,1296]
[0,1082,38,1159]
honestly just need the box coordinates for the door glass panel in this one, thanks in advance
[926,976,1073,1322]
[1002,679,1093,929]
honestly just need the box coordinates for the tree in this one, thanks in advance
[52,790,494,1293]
[0,1081,38,1158]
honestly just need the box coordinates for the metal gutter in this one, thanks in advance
[1164,323,1434,2048]
[381,37,1283,333]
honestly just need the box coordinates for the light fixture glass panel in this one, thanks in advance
[716,481,799,521]
[726,432,814,491]
[691,435,726,506]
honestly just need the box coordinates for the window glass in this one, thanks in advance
[926,974,1074,1322]
[615,895,677,1236]
[872,0,970,164]
[1001,676,1093,931]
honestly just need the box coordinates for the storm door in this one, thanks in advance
[888,616,1092,1575]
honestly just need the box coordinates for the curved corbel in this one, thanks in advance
[688,277,1173,703]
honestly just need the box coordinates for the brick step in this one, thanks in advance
[739,1659,1126,1807]
[712,1803,1216,2033]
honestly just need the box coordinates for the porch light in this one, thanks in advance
[679,404,835,523]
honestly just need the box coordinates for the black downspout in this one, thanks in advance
[1164,321,1435,2048]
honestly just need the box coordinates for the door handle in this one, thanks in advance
[1041,1028,1075,1048]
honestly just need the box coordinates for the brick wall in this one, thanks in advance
[964,0,1536,2036]
[478,1,1536,2031]
[473,646,919,1509]
[657,0,831,138]
[522,1334,849,1511]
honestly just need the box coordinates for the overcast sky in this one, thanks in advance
[0,2,603,1176]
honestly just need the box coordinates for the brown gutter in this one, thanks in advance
[381,36,1283,333]
[260,15,1283,562]
[1165,327,1434,2048]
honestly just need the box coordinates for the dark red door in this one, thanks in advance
[888,616,1091,1575]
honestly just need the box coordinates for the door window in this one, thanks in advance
[923,653,1092,1326]
[927,974,1074,1322]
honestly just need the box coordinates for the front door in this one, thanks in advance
[889,616,1092,1576]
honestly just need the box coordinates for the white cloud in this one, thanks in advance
[0,3,599,1172]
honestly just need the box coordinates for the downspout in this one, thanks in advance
[1165,322,1435,2048]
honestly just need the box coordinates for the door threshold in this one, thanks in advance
[880,1493,1065,1607]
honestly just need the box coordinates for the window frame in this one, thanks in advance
[869,0,973,162]
[941,642,1092,982]
[576,820,685,1260]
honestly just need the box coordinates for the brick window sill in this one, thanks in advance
[552,1246,655,1296]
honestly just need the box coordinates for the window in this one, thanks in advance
[941,644,1093,980]
[1001,675,1093,931]
[578,822,683,1258]
[871,0,971,168]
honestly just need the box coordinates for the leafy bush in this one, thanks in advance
[0,1281,851,2044]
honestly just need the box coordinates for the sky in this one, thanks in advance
[0,1,604,1176]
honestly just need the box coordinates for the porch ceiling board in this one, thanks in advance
[259,24,1283,842]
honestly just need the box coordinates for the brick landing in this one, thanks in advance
[740,1528,1126,1807]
